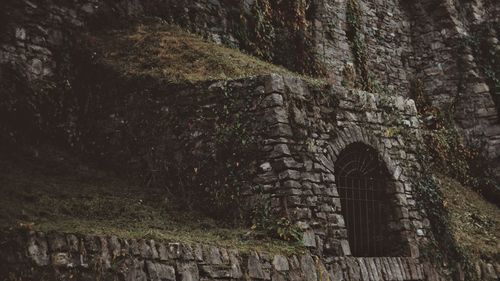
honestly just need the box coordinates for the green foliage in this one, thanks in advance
[206,89,259,222]
[95,23,312,84]
[251,194,303,242]
[410,78,500,279]
[438,174,500,262]
[236,0,325,76]
[345,0,388,94]
[425,125,474,183]
[465,27,500,94]
[411,78,500,204]
[0,63,78,148]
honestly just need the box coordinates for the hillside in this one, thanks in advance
[0,146,304,255]
[437,175,500,262]
[92,22,321,85]
[0,0,499,280]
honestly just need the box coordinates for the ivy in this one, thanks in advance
[346,0,369,90]
[410,78,500,204]
[345,0,388,94]
[410,78,494,280]
[463,26,500,114]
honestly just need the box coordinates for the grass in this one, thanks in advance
[0,147,305,256]
[436,174,500,262]
[92,21,324,85]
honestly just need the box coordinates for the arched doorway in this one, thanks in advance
[335,142,402,257]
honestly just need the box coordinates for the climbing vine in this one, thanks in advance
[236,0,325,76]
[410,78,500,204]
[464,26,500,114]
[345,0,390,94]
[346,0,367,88]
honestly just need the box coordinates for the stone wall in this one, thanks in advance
[0,1,499,280]
[46,67,427,260]
[0,0,143,85]
[255,75,425,259]
[0,231,433,281]
[33,67,426,261]
[2,0,500,161]
[2,231,499,281]
[403,0,500,162]
[312,0,413,94]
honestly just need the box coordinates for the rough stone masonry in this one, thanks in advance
[1,0,499,280]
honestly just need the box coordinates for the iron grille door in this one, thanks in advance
[337,176,389,257]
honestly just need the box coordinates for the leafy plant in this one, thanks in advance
[251,195,303,242]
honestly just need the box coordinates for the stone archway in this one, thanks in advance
[327,126,415,257]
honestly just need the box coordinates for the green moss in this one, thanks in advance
[0,150,305,256]
[92,21,323,86]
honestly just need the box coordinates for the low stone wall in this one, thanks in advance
[2,231,498,281]
[0,231,424,281]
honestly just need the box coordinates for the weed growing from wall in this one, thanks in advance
[410,78,496,280]
[411,78,500,204]
[251,190,303,242]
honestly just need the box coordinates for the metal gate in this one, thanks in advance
[337,176,389,256]
[335,143,391,257]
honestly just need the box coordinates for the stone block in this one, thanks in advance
[265,74,285,94]
[272,255,290,272]
[248,252,270,280]
[146,261,176,281]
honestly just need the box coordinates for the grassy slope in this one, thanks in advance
[0,147,304,255]
[93,21,323,85]
[436,174,500,262]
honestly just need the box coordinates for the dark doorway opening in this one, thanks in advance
[335,142,402,257]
